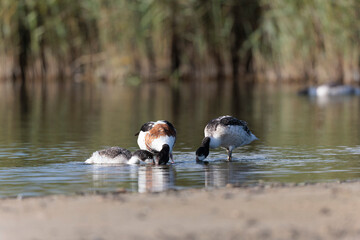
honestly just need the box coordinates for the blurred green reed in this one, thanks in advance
[0,0,359,83]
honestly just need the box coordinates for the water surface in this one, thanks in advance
[0,81,359,197]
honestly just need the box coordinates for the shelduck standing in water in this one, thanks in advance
[196,116,258,161]
[85,147,154,164]
[136,120,176,165]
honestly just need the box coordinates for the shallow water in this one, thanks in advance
[0,81,359,197]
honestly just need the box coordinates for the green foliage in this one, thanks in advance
[256,0,360,81]
[0,0,359,82]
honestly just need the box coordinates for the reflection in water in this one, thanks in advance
[19,82,30,117]
[87,165,121,188]
[304,95,356,107]
[204,162,257,188]
[1,81,360,197]
[138,165,175,193]
[85,164,176,193]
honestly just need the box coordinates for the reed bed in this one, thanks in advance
[0,0,359,84]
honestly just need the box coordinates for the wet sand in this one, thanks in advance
[1,181,360,240]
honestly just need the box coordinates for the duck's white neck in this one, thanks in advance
[209,137,221,149]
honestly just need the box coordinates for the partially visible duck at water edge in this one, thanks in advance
[298,83,360,97]
[85,147,154,165]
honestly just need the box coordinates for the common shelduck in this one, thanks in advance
[85,147,154,164]
[136,120,176,164]
[298,83,360,97]
[196,116,258,161]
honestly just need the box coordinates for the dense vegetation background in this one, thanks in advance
[1,0,360,84]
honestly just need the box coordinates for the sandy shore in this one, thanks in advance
[1,182,360,240]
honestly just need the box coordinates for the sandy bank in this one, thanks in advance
[1,182,360,240]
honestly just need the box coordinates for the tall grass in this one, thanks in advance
[0,0,359,83]
[254,0,360,83]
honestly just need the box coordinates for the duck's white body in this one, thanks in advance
[204,116,258,151]
[136,120,176,163]
[196,116,258,161]
[85,147,153,165]
[85,151,139,164]
[205,122,257,150]
[137,130,176,153]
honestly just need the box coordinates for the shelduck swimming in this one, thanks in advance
[196,116,258,161]
[85,147,154,165]
[298,83,360,97]
[136,120,176,165]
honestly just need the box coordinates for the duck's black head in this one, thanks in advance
[195,137,210,161]
[132,150,154,164]
[157,144,170,165]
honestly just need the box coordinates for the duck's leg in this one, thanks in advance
[170,153,174,163]
[227,150,232,161]
[227,146,235,161]
[226,148,232,161]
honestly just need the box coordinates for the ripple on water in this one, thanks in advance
[1,143,360,198]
